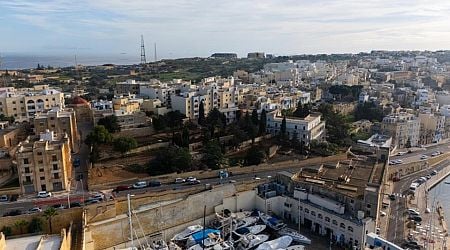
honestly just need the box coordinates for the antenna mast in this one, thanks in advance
[140,35,147,64]
[154,43,157,62]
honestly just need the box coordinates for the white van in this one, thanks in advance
[409,183,419,192]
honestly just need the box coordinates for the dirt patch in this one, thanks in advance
[89,165,148,186]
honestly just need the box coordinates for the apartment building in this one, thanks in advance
[16,130,72,194]
[0,85,65,122]
[112,96,141,115]
[33,108,78,150]
[258,158,385,249]
[418,112,445,144]
[381,113,420,148]
[266,110,325,145]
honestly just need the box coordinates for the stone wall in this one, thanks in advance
[85,185,237,249]
[60,223,72,250]
[387,152,450,180]
[0,208,82,236]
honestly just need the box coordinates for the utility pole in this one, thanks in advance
[154,43,157,62]
[140,35,147,64]
[128,194,134,248]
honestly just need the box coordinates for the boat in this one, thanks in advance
[171,225,203,241]
[235,216,259,229]
[256,236,293,250]
[188,241,232,250]
[186,229,222,247]
[168,242,182,250]
[232,225,267,241]
[258,212,286,231]
[286,245,305,250]
[278,228,311,245]
[236,234,269,250]
[151,239,169,250]
[245,224,266,235]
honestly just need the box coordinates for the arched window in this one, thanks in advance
[340,223,346,229]
[332,220,337,225]
[348,226,353,232]
[325,217,330,222]
[304,208,309,214]
[310,211,316,216]
[318,214,323,219]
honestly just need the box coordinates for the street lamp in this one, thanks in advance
[127,194,135,248]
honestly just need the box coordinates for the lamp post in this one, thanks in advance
[128,194,135,248]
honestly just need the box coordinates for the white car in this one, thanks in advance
[0,195,8,202]
[91,193,104,201]
[407,209,420,216]
[186,177,197,182]
[395,159,403,164]
[396,152,407,156]
[29,207,42,213]
[174,178,185,184]
[37,191,52,198]
[431,151,440,157]
[132,181,147,189]
[420,155,428,160]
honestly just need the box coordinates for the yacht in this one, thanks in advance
[235,216,259,229]
[278,228,311,245]
[258,212,286,231]
[171,225,203,241]
[236,234,269,250]
[256,235,293,250]
[186,229,222,248]
[151,239,169,250]
[286,245,305,250]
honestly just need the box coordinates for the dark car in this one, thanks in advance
[148,180,162,187]
[113,185,131,192]
[70,202,82,207]
[188,180,201,185]
[3,209,22,217]
[389,194,396,201]
[410,216,422,222]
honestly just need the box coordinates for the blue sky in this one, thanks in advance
[1,0,450,59]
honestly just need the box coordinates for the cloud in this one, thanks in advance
[1,0,450,56]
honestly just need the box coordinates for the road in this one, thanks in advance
[387,159,450,245]
[390,142,450,164]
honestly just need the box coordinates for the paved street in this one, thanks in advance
[390,141,450,164]
[387,158,450,245]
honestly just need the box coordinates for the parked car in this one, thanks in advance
[389,194,396,201]
[91,193,104,201]
[389,161,397,165]
[70,202,82,207]
[397,152,407,156]
[113,185,131,192]
[3,209,22,217]
[174,178,185,184]
[395,159,403,164]
[410,216,422,222]
[186,177,197,182]
[52,204,66,209]
[431,151,440,157]
[420,155,428,160]
[431,170,438,176]
[407,209,420,216]
[132,181,147,189]
[425,175,431,180]
[37,191,52,198]
[188,180,201,185]
[28,207,42,213]
[84,198,100,205]
[0,195,8,202]
[148,180,162,187]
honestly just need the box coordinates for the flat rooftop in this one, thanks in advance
[6,234,61,250]
[292,159,385,198]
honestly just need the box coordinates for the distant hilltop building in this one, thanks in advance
[210,53,237,59]
[247,52,265,59]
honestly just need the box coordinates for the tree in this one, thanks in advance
[203,140,226,169]
[251,109,259,125]
[148,146,192,175]
[1,226,12,237]
[113,137,138,154]
[318,103,351,146]
[354,102,384,122]
[206,108,224,138]
[85,125,112,145]
[43,207,58,234]
[405,138,412,148]
[198,100,205,125]
[152,115,167,131]
[28,217,43,233]
[14,219,28,234]
[280,116,287,138]
[0,114,15,123]
[98,115,120,133]
[181,126,190,147]
[245,146,266,166]
[259,109,267,135]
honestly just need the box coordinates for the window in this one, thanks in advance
[39,168,44,172]
[12,101,16,104]
[37,152,42,156]
[53,173,59,179]
[38,160,43,164]
[25,176,31,182]
[53,164,58,170]
[348,226,353,232]
[325,217,330,222]
[318,214,323,219]
[52,155,57,161]
[23,158,29,164]
[40,176,45,180]
[304,208,309,214]
[332,220,337,225]
[299,206,303,211]
[310,211,316,216]
[340,223,346,229]
[367,204,372,208]
[24,167,30,173]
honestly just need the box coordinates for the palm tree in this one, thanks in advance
[14,219,28,234]
[43,207,58,234]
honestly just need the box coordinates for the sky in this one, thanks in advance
[1,0,450,59]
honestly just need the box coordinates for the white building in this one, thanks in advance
[266,110,325,145]
[381,113,420,148]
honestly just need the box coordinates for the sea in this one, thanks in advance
[0,54,140,70]
[428,174,450,224]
